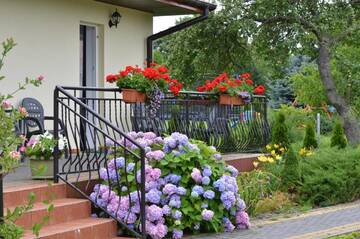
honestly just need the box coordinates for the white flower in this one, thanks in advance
[58,135,68,151]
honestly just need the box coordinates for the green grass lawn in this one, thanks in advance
[329,231,360,239]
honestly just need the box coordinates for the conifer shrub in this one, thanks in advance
[330,122,347,149]
[303,123,318,149]
[281,147,301,193]
[271,112,290,148]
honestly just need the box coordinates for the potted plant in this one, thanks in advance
[106,64,182,103]
[24,131,67,179]
[196,72,266,106]
[106,64,183,118]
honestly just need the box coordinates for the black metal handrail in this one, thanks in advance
[53,86,146,238]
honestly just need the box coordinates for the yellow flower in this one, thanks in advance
[258,155,268,162]
[275,155,282,161]
[280,147,285,153]
[271,150,276,156]
[274,144,279,149]
[299,148,306,156]
[253,161,259,168]
[268,157,275,163]
[266,144,272,150]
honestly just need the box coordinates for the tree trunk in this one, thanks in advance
[318,40,360,145]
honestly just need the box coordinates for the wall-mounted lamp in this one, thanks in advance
[109,9,121,28]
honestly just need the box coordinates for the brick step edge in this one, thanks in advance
[22,218,117,239]
[6,198,91,229]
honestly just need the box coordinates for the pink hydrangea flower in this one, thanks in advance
[191,168,202,183]
[236,210,250,229]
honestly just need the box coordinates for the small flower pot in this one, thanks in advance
[219,94,245,106]
[121,89,146,103]
[29,157,53,179]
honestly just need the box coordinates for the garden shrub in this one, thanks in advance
[237,170,280,216]
[271,112,290,147]
[303,123,318,150]
[91,132,250,239]
[319,113,336,135]
[269,106,309,143]
[281,147,301,193]
[254,192,294,215]
[299,146,360,206]
[330,122,347,149]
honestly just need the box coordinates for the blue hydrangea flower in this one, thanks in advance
[202,176,210,185]
[192,185,204,195]
[203,190,215,200]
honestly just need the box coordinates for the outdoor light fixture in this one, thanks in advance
[109,9,121,28]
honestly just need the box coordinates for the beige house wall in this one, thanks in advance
[0,0,153,115]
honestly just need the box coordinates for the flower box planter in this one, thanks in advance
[29,157,54,179]
[219,94,245,106]
[121,89,146,103]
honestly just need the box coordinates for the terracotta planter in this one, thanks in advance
[121,89,146,103]
[29,158,53,179]
[219,94,245,106]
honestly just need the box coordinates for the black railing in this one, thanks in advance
[52,86,270,237]
[136,91,270,152]
[54,86,146,238]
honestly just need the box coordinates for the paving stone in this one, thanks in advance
[189,203,360,239]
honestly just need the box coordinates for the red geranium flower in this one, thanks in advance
[142,67,159,79]
[254,85,266,95]
[106,74,118,83]
[234,79,242,86]
[218,85,228,92]
[241,73,251,79]
[197,86,206,92]
[158,66,168,74]
[246,79,253,85]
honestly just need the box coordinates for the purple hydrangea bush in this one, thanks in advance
[91,132,250,238]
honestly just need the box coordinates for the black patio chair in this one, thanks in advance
[20,98,66,139]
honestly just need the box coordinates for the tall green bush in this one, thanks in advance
[281,147,301,193]
[303,123,318,149]
[300,146,360,206]
[331,122,347,149]
[271,112,290,147]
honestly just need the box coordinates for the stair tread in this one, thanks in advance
[5,198,89,213]
[22,217,116,239]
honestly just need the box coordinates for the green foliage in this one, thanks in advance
[319,114,336,135]
[0,191,54,239]
[152,140,228,232]
[0,38,42,174]
[237,170,280,216]
[268,79,293,109]
[281,147,301,193]
[330,122,347,149]
[303,123,318,150]
[254,192,294,215]
[156,12,267,88]
[271,112,290,147]
[329,232,360,239]
[299,145,360,207]
[291,64,328,107]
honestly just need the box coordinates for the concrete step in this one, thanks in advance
[22,218,117,239]
[223,153,262,172]
[6,198,91,230]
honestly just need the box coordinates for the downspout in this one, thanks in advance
[147,7,210,67]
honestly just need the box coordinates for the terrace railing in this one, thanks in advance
[52,86,270,237]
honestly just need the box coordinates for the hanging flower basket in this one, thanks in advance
[219,94,245,106]
[121,88,146,103]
